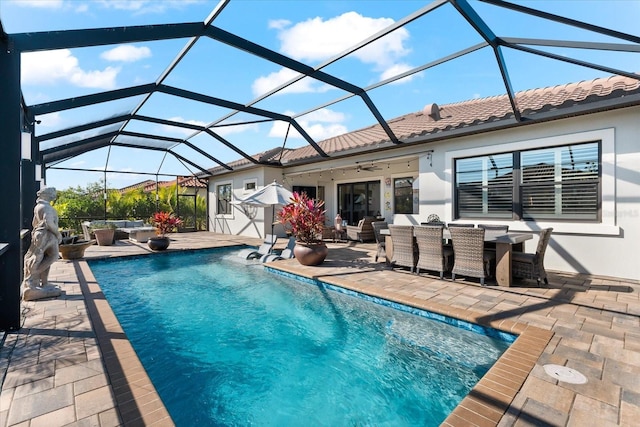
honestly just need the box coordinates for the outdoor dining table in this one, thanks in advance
[380,228,533,287]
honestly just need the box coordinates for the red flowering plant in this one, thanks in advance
[152,211,183,237]
[277,192,326,244]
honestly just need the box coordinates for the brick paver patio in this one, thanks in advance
[1,232,639,426]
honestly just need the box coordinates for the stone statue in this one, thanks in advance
[22,187,63,301]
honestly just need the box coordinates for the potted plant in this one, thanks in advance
[90,221,117,246]
[277,192,328,266]
[148,211,182,251]
[59,232,95,259]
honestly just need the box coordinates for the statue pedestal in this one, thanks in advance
[22,285,62,301]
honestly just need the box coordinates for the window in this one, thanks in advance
[243,180,256,192]
[216,183,232,215]
[456,153,513,219]
[337,181,381,225]
[521,143,599,220]
[455,141,600,221]
[393,177,414,214]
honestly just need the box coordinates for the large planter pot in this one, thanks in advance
[293,241,328,266]
[148,236,170,251]
[59,240,95,260]
[93,228,115,246]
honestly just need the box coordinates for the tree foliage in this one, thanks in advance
[53,181,105,231]
[53,180,207,233]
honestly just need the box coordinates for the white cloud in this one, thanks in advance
[277,11,410,68]
[96,0,203,14]
[12,0,63,8]
[300,108,346,123]
[101,45,152,62]
[252,68,331,97]
[268,19,291,30]
[160,116,208,136]
[268,108,347,141]
[257,11,413,95]
[70,160,86,167]
[167,116,208,127]
[379,63,419,85]
[22,49,119,89]
[212,122,260,137]
[68,67,120,88]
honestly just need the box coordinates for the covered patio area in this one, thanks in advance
[1,233,638,426]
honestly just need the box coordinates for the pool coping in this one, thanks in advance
[75,260,174,426]
[78,250,552,427]
[266,262,554,427]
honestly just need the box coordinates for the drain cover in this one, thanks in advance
[543,364,588,384]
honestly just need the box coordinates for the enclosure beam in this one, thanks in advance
[0,34,22,330]
[12,22,205,52]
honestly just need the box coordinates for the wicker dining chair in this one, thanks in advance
[478,224,509,250]
[371,221,388,262]
[512,228,553,286]
[477,224,509,233]
[449,227,495,286]
[415,225,453,279]
[388,225,416,273]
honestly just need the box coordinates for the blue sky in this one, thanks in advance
[2,0,638,190]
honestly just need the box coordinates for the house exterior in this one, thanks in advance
[207,74,640,281]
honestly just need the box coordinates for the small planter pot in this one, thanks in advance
[293,241,328,266]
[148,236,170,251]
[93,228,115,246]
[59,240,95,260]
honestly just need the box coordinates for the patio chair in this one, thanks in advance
[346,216,376,242]
[441,222,474,247]
[478,224,509,250]
[415,225,453,279]
[371,221,388,262]
[238,234,278,260]
[261,237,296,263]
[477,224,509,232]
[512,228,553,286]
[449,227,495,286]
[388,225,416,273]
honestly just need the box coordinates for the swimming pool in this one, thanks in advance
[89,248,514,426]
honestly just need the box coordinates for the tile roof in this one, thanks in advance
[209,74,640,174]
[118,180,156,193]
[118,176,206,193]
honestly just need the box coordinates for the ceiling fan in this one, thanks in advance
[356,162,382,172]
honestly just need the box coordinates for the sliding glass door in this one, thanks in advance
[337,181,381,225]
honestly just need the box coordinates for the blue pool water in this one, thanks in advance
[89,248,513,426]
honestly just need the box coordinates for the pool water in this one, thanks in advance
[89,248,512,426]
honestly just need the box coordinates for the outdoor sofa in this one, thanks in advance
[81,220,157,243]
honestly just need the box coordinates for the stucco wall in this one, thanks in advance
[208,168,278,239]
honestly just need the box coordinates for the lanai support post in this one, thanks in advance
[21,119,40,231]
[0,36,23,330]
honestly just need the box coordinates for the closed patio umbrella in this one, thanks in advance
[232,180,294,239]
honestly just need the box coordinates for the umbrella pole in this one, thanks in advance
[270,206,275,253]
